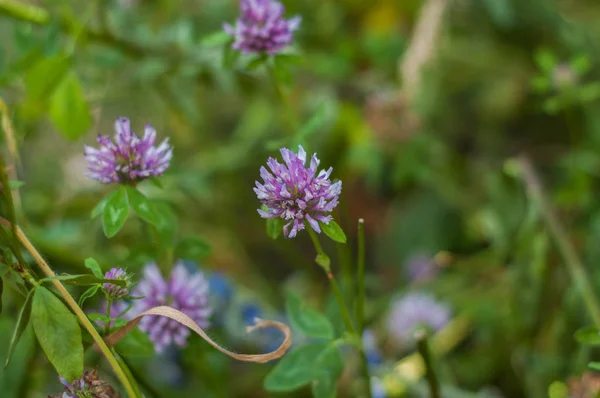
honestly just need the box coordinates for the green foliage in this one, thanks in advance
[125,187,161,227]
[31,287,83,381]
[114,327,155,357]
[175,236,212,261]
[49,72,92,140]
[266,217,284,239]
[264,342,330,392]
[84,258,103,278]
[286,292,334,339]
[321,221,347,244]
[102,187,129,238]
[4,289,34,367]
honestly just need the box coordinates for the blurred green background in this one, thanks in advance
[2,0,600,397]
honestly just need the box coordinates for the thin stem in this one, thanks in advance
[104,299,112,336]
[517,156,600,328]
[305,226,356,335]
[328,276,356,335]
[356,218,366,333]
[355,218,372,398]
[415,330,440,398]
[0,218,139,398]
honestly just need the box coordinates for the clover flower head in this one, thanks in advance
[223,0,301,55]
[103,267,131,300]
[130,261,212,353]
[254,145,342,238]
[84,117,172,184]
[387,292,450,345]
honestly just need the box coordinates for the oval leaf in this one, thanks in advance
[286,293,334,339]
[311,344,344,398]
[49,72,92,140]
[125,187,161,226]
[321,221,347,244]
[574,326,600,345]
[31,287,83,381]
[102,186,129,238]
[84,257,103,278]
[266,217,283,240]
[25,55,70,101]
[78,285,101,307]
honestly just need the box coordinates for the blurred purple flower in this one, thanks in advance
[84,117,172,184]
[406,253,438,283]
[130,261,212,353]
[223,0,301,55]
[254,145,342,238]
[103,267,131,300]
[387,292,450,345]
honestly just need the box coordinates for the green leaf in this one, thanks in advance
[266,217,283,240]
[7,180,25,189]
[102,186,129,238]
[175,236,212,261]
[321,221,347,243]
[40,274,126,287]
[125,187,161,226]
[246,54,268,70]
[154,202,177,245]
[264,343,328,392]
[49,72,92,140]
[5,288,34,367]
[222,41,240,69]
[78,285,101,307]
[148,177,164,190]
[534,49,557,72]
[114,327,155,357]
[31,287,83,381]
[311,345,344,398]
[200,31,231,47]
[25,55,70,101]
[574,326,600,345]
[91,190,118,219]
[316,253,331,269]
[589,361,600,371]
[286,293,334,339]
[84,257,103,278]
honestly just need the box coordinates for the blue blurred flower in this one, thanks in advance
[362,329,383,368]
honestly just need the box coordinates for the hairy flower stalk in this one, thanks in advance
[130,262,212,353]
[255,145,342,238]
[387,292,450,346]
[224,0,301,55]
[84,117,172,184]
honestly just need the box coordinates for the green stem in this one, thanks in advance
[415,330,440,398]
[104,299,112,336]
[0,218,140,398]
[356,218,366,333]
[517,156,600,328]
[305,226,356,335]
[355,218,372,398]
[267,63,298,133]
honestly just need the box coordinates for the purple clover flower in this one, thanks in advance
[254,145,342,238]
[130,261,212,353]
[224,0,301,55]
[387,292,450,346]
[103,267,131,300]
[84,117,172,184]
